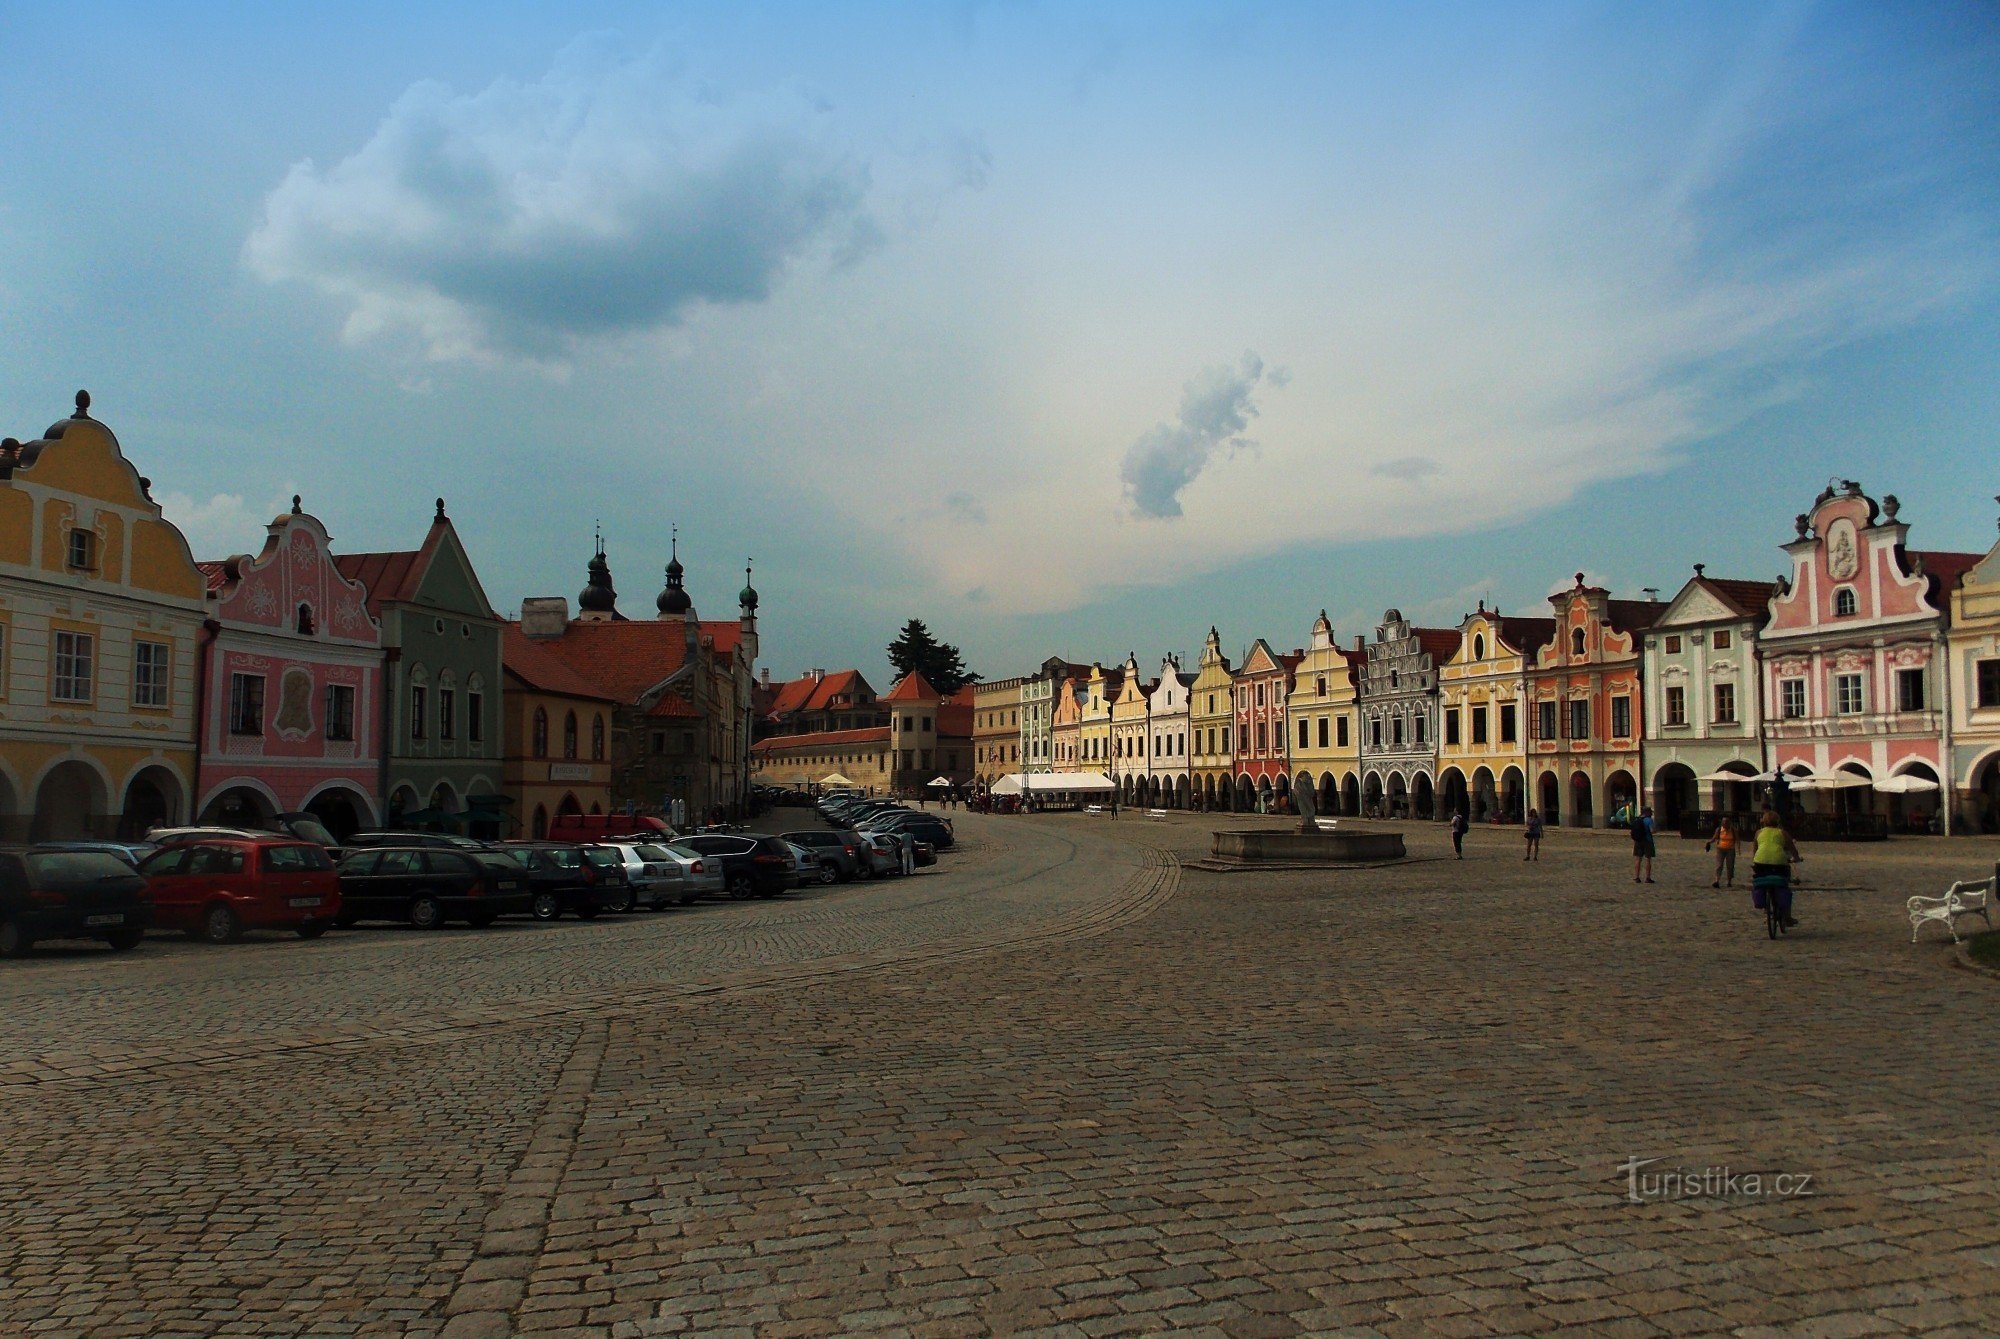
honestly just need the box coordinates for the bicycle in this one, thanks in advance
[1753,868,1794,940]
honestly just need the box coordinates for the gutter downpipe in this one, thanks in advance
[190,618,221,825]
[379,645,401,822]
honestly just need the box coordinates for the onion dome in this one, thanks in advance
[578,541,618,614]
[657,529,692,615]
[739,562,758,613]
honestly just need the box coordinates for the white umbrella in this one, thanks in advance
[1695,769,1761,783]
[1788,772,1873,790]
[926,776,953,787]
[820,772,855,786]
[1873,775,1940,794]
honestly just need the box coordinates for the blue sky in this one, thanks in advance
[4,2,1998,688]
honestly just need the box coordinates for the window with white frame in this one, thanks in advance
[1714,628,1733,650]
[1712,682,1737,724]
[52,630,95,703]
[1780,678,1806,719]
[1665,685,1687,727]
[229,672,265,735]
[325,684,356,741]
[132,639,170,708]
[1833,587,1858,616]
[1896,668,1926,713]
[1834,672,1864,715]
[1611,695,1632,739]
[65,528,95,571]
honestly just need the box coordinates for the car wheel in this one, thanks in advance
[531,891,562,921]
[467,911,497,929]
[608,886,636,914]
[407,894,447,931]
[201,904,243,944]
[816,864,839,886]
[104,926,145,952]
[0,918,32,958]
[296,922,330,940]
[728,873,755,899]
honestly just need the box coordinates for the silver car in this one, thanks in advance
[652,842,727,903]
[597,842,692,911]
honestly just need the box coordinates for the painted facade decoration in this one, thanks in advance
[1019,658,1086,774]
[1109,654,1154,805]
[197,498,383,836]
[1528,576,1661,829]
[1946,503,2000,833]
[1232,638,1299,812]
[1436,604,1551,825]
[1049,673,1084,771]
[1761,483,1977,833]
[1359,612,1457,820]
[1078,662,1121,777]
[1285,612,1365,818]
[1639,567,1776,832]
[972,675,1024,785]
[1145,656,1193,809]
[1188,628,1236,811]
[0,393,206,840]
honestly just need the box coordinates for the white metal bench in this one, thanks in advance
[1908,873,1995,943]
[1312,817,1338,832]
[1145,808,1169,822]
[1083,804,1106,816]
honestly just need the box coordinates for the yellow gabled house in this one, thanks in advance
[1,392,207,839]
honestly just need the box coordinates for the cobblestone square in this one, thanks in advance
[4,811,1998,1335]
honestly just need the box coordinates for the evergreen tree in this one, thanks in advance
[886,619,978,694]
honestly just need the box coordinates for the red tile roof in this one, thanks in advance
[1496,616,1557,655]
[805,669,869,712]
[767,676,820,717]
[521,620,694,702]
[646,691,700,719]
[752,725,892,753]
[1697,578,1779,620]
[1604,600,1668,633]
[1912,550,1983,601]
[333,519,450,618]
[882,670,942,702]
[1414,628,1462,662]
[502,625,622,703]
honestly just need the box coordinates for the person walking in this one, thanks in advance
[1630,805,1657,883]
[1751,810,1802,928]
[1449,808,1468,859]
[1523,808,1543,861]
[1704,815,1740,888]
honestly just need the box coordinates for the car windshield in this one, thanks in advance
[664,844,705,861]
[26,851,145,886]
[282,816,340,847]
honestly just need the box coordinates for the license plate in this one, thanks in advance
[289,897,322,908]
[499,882,521,891]
[85,914,124,927]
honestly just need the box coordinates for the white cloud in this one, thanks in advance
[244,36,870,368]
[156,488,298,562]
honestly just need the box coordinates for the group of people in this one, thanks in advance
[1440,804,1804,929]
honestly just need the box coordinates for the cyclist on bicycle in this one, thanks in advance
[1751,810,1801,928]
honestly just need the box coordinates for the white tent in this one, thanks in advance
[820,772,856,786]
[990,772,1116,795]
[926,776,954,787]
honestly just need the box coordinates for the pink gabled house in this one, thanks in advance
[195,497,384,837]
[1760,481,1980,834]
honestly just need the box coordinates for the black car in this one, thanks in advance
[675,833,798,899]
[335,847,534,929]
[1,846,151,956]
[497,843,606,921]
[779,830,866,882]
[868,812,956,849]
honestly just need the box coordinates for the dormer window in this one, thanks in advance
[66,528,95,571]
[296,603,315,636]
[1833,587,1858,617]
[1570,628,1586,657]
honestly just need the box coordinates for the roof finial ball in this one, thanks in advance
[739,560,759,613]
[1882,493,1900,522]
[1693,562,1705,577]
[435,497,447,521]
[73,389,91,419]
[292,494,303,514]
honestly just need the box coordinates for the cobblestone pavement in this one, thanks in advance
[4,810,1999,1335]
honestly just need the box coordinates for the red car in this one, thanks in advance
[138,838,341,943]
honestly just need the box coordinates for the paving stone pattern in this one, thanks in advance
[4,809,1999,1335]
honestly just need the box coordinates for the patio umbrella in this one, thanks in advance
[926,776,953,787]
[1873,775,1940,794]
[1788,772,1873,790]
[1695,769,1762,783]
[820,772,855,786]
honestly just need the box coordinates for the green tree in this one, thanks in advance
[886,619,978,694]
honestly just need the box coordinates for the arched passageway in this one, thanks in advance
[304,786,371,840]
[1652,763,1697,831]
[1500,767,1525,824]
[1341,773,1360,818]
[1470,767,1497,822]
[1538,772,1561,827]
[1605,770,1638,826]
[1412,772,1435,822]
[1438,769,1468,821]
[32,761,109,841]
[201,784,277,829]
[1364,772,1385,818]
[120,766,183,838]
[1569,772,1594,828]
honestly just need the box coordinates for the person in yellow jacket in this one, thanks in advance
[1751,810,1802,928]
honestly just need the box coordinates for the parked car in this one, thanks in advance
[138,838,341,942]
[675,833,798,899]
[866,811,956,850]
[593,842,696,910]
[33,839,160,868]
[785,841,832,887]
[779,830,865,882]
[335,847,533,928]
[864,830,918,876]
[910,838,938,868]
[547,813,677,845]
[650,843,726,902]
[147,812,345,856]
[497,843,606,921]
[345,831,495,852]
[0,846,152,956]
[854,832,905,878]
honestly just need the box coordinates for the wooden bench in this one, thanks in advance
[1145,808,1169,822]
[1908,872,1996,943]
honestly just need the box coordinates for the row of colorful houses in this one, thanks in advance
[971,481,2000,836]
[0,392,761,841]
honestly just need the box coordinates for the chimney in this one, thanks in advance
[760,667,771,686]
[520,597,571,639]
[810,667,825,682]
